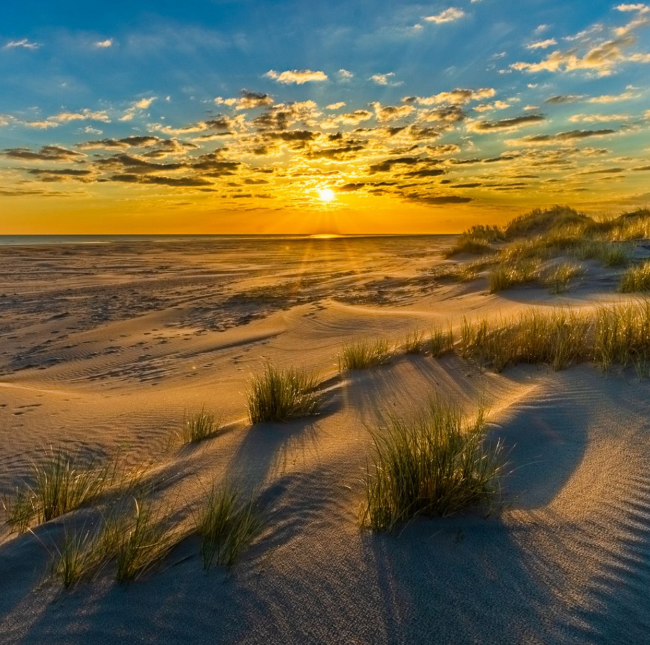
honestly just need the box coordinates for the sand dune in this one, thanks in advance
[1,235,650,644]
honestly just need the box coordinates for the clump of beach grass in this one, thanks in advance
[574,241,630,267]
[247,364,321,423]
[361,401,504,532]
[2,450,149,533]
[593,300,650,373]
[178,408,223,444]
[543,262,585,294]
[403,331,426,354]
[445,237,495,258]
[489,259,541,293]
[338,338,392,371]
[429,325,454,357]
[196,484,262,569]
[459,308,590,372]
[619,261,650,293]
[115,498,178,583]
[50,511,128,588]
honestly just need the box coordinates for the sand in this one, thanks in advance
[1,235,649,644]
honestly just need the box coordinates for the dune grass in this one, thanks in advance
[247,364,321,423]
[543,261,585,294]
[196,484,262,569]
[459,308,590,372]
[2,449,148,533]
[429,325,455,357]
[619,261,650,293]
[403,331,426,354]
[575,241,630,267]
[115,498,178,583]
[361,401,504,532]
[489,259,541,293]
[445,237,495,258]
[339,338,392,371]
[178,408,224,444]
[50,512,128,588]
[593,300,650,373]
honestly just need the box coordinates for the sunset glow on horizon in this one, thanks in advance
[1,0,650,234]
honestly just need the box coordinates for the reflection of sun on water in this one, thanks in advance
[317,187,335,203]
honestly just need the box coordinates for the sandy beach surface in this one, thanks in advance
[1,235,649,645]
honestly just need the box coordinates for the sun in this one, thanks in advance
[317,187,336,203]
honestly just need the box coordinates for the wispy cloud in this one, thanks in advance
[264,69,328,84]
[94,39,113,48]
[370,72,400,86]
[526,38,557,50]
[4,38,41,50]
[424,8,466,24]
[120,97,157,121]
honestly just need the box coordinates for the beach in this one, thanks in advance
[1,232,649,644]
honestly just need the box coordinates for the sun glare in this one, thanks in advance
[318,188,336,203]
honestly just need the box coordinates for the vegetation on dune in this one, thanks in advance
[361,401,504,532]
[247,364,321,423]
[543,262,585,294]
[429,325,455,357]
[619,261,650,293]
[339,338,392,371]
[2,449,148,533]
[196,484,262,569]
[445,205,649,293]
[177,408,224,444]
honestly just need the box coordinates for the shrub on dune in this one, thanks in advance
[361,401,504,532]
[247,364,321,423]
[338,338,392,371]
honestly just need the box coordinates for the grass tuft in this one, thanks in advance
[339,338,392,371]
[429,325,455,357]
[543,261,584,294]
[247,364,321,423]
[361,401,504,532]
[489,259,541,293]
[619,261,650,293]
[115,498,177,583]
[178,408,223,444]
[403,331,427,354]
[196,484,261,569]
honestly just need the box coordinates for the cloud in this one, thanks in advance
[467,114,545,133]
[474,101,510,112]
[424,8,466,24]
[2,146,84,161]
[120,97,157,121]
[78,136,162,150]
[545,94,585,104]
[320,109,373,128]
[326,102,346,110]
[527,39,557,50]
[405,88,495,106]
[94,39,113,48]
[111,174,212,187]
[215,90,274,110]
[372,103,414,122]
[370,72,400,86]
[616,4,649,13]
[568,113,630,123]
[419,106,466,123]
[264,69,328,84]
[407,193,472,204]
[427,144,461,155]
[588,90,637,103]
[338,69,354,80]
[4,39,41,50]
[507,129,616,145]
[511,17,650,77]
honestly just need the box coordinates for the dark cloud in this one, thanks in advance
[407,194,472,204]
[545,95,585,104]
[110,174,212,187]
[405,168,446,178]
[2,146,84,161]
[469,114,545,132]
[516,129,616,143]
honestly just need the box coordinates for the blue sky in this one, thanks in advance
[1,0,649,233]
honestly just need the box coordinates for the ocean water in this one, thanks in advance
[0,234,452,246]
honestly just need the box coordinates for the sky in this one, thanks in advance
[1,0,650,234]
